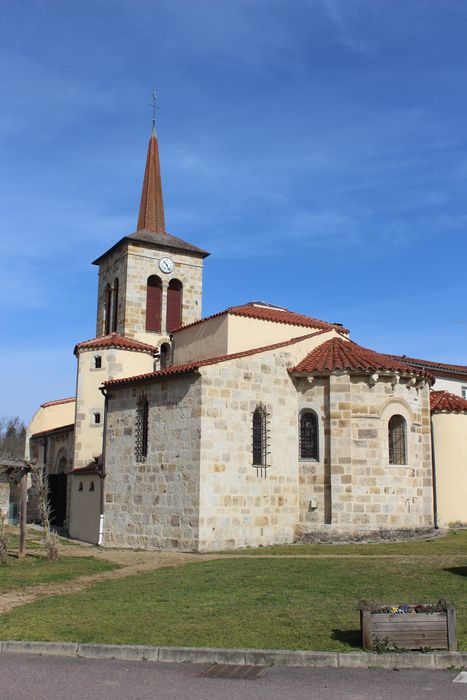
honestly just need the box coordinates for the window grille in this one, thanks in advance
[252,404,270,476]
[388,414,407,465]
[300,411,318,460]
[135,394,149,462]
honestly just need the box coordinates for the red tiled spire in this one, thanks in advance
[137,126,165,233]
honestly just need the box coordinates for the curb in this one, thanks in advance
[0,641,466,669]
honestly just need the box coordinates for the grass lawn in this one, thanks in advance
[0,556,117,593]
[218,529,467,556]
[6,527,80,551]
[1,556,466,651]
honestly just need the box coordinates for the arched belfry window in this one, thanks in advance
[166,279,183,332]
[160,342,171,370]
[252,404,269,476]
[111,278,119,333]
[135,394,149,463]
[299,410,319,460]
[146,276,162,332]
[104,284,112,335]
[388,414,407,465]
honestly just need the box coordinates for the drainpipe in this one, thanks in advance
[430,417,439,530]
[98,386,108,545]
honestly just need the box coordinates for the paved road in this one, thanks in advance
[0,653,465,700]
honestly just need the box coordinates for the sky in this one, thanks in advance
[1,0,467,422]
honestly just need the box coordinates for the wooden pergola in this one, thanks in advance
[0,458,32,559]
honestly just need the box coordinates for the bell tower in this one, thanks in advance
[92,111,209,348]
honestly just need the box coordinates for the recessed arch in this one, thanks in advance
[111,277,119,332]
[104,283,112,335]
[299,409,319,460]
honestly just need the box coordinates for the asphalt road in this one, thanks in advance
[0,653,465,700]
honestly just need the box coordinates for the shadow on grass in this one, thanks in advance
[443,566,467,578]
[331,629,362,649]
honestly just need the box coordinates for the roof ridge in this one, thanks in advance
[290,336,432,379]
[104,328,332,388]
[171,302,348,335]
[74,332,158,356]
[40,397,76,408]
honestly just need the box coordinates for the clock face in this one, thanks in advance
[159,257,174,274]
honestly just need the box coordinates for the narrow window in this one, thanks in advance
[94,356,102,369]
[160,342,171,370]
[252,404,269,475]
[93,412,101,425]
[388,414,407,465]
[89,481,95,492]
[300,410,318,460]
[135,394,149,462]
[146,275,162,332]
[78,482,83,492]
[462,387,467,400]
[104,283,112,335]
[166,279,183,332]
[111,277,119,332]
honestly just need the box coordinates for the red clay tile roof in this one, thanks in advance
[104,329,331,388]
[69,463,101,475]
[31,423,75,440]
[40,397,75,408]
[290,337,432,379]
[74,333,158,356]
[171,301,348,335]
[430,390,467,413]
[388,354,467,379]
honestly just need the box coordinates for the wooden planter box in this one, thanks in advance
[360,604,457,651]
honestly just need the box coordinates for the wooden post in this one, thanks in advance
[18,472,28,559]
[360,608,371,650]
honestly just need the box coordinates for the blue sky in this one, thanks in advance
[1,0,467,422]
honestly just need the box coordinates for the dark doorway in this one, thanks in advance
[48,473,67,526]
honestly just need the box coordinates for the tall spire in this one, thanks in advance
[137,92,165,233]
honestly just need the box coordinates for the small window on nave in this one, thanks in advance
[299,410,319,461]
[388,414,407,465]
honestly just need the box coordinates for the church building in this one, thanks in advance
[22,119,467,551]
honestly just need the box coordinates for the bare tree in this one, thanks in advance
[30,462,59,561]
[0,416,26,459]
[0,510,9,565]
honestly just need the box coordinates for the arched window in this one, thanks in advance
[160,342,171,370]
[166,279,183,332]
[78,481,83,492]
[299,410,319,460]
[252,404,269,474]
[111,278,119,332]
[146,275,162,332]
[104,283,112,335]
[89,481,95,492]
[388,414,407,465]
[135,394,149,462]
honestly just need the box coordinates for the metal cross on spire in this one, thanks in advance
[147,89,159,137]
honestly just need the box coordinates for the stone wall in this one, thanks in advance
[96,243,204,345]
[0,482,9,518]
[197,349,300,551]
[102,374,202,549]
[295,373,433,538]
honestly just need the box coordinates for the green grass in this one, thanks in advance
[218,529,467,556]
[1,556,466,651]
[0,556,117,593]
[6,528,80,551]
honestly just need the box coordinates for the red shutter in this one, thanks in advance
[166,279,182,332]
[146,276,162,332]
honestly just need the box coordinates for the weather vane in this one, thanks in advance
[147,89,159,134]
